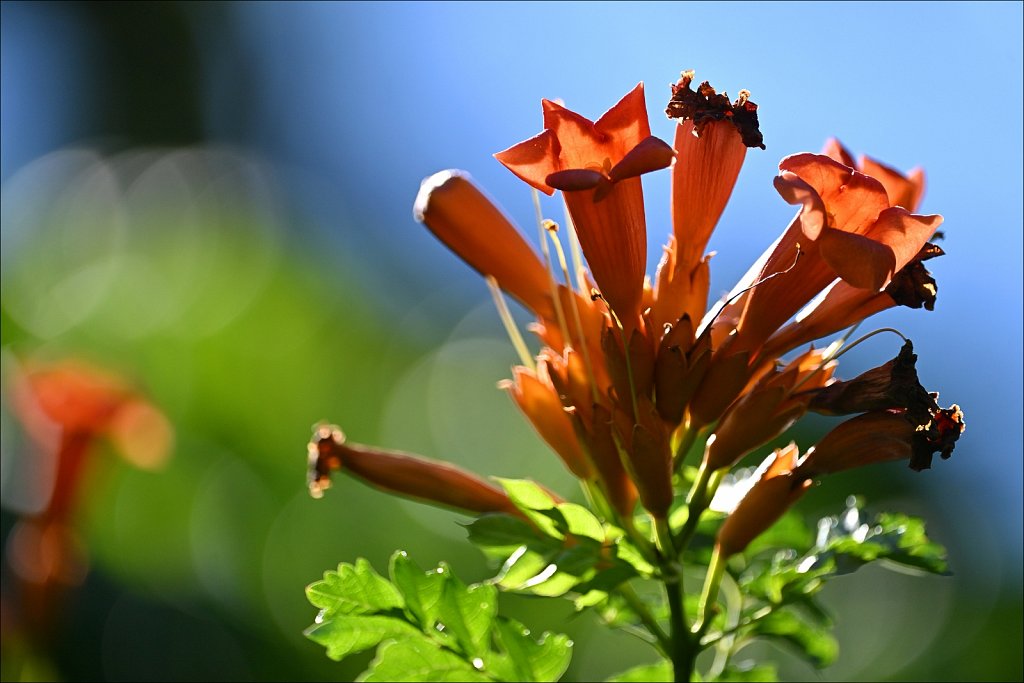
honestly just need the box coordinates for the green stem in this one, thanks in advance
[673,462,716,552]
[616,582,670,655]
[665,572,697,682]
[654,517,677,558]
[694,546,726,635]
[706,561,743,679]
[672,425,700,473]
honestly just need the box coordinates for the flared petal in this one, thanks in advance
[860,156,926,212]
[593,82,653,158]
[502,365,593,479]
[821,138,856,167]
[778,153,890,238]
[864,207,942,275]
[494,130,560,194]
[608,135,675,183]
[762,241,944,357]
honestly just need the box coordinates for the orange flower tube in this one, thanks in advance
[495,84,674,330]
[717,445,810,557]
[307,424,520,516]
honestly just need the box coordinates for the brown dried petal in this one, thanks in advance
[884,243,944,310]
[808,340,936,425]
[665,71,765,149]
[910,404,965,471]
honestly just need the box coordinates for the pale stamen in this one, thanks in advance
[486,276,536,371]
[545,220,600,404]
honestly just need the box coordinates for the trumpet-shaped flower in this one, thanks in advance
[309,70,963,552]
[495,83,673,328]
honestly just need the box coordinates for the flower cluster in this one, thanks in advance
[309,70,963,559]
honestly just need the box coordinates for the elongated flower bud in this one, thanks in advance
[414,170,554,319]
[717,444,810,557]
[705,348,835,470]
[501,364,593,479]
[307,425,519,515]
[794,404,964,477]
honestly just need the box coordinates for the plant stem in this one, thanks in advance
[616,582,670,654]
[672,425,700,473]
[694,545,726,635]
[673,463,721,551]
[664,572,696,682]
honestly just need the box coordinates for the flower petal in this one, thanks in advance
[608,135,675,183]
[594,82,652,159]
[546,168,604,192]
[864,207,942,275]
[542,98,615,171]
[821,138,856,167]
[494,129,559,195]
[502,365,593,479]
[860,155,926,212]
[779,153,890,236]
[817,226,896,291]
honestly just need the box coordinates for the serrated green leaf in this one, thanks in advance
[502,543,607,597]
[614,538,655,576]
[390,551,447,629]
[496,479,564,540]
[494,618,572,682]
[713,662,779,681]
[576,562,637,594]
[751,610,838,667]
[554,503,605,542]
[358,636,491,682]
[496,478,558,511]
[574,589,608,610]
[465,514,546,555]
[872,512,950,575]
[495,545,552,590]
[305,614,420,661]
[607,660,672,681]
[792,594,833,627]
[306,557,404,617]
[436,568,497,658]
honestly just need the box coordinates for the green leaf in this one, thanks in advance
[307,552,573,682]
[390,551,447,630]
[713,662,779,681]
[306,557,404,617]
[359,636,491,682]
[496,478,558,512]
[436,567,498,658]
[553,502,605,542]
[809,506,950,577]
[496,479,563,540]
[496,543,607,597]
[613,538,655,576]
[305,614,420,661]
[751,610,838,667]
[494,618,573,682]
[465,514,545,556]
[607,660,672,682]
